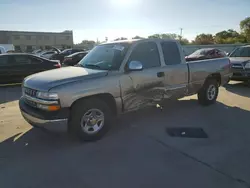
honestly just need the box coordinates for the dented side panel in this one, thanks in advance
[120,67,165,112]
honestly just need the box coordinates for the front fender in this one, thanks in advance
[50,76,121,108]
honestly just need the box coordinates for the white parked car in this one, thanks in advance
[0,44,15,54]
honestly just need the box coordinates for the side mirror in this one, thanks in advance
[128,61,143,71]
[226,52,230,56]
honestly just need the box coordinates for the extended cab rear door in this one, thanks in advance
[159,41,189,98]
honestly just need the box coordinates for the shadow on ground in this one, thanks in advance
[1,99,250,159]
[224,82,250,98]
[0,85,22,104]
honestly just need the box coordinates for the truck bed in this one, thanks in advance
[187,57,231,95]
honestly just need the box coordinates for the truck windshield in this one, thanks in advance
[230,47,250,57]
[78,43,130,70]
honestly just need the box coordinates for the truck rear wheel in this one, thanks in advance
[68,98,113,141]
[198,79,219,106]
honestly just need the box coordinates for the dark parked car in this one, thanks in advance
[185,48,227,62]
[63,51,88,66]
[50,49,83,63]
[229,45,250,83]
[0,53,61,84]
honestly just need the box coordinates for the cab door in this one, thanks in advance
[159,41,189,99]
[121,41,166,111]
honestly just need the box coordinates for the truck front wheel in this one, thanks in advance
[68,98,113,141]
[198,79,219,106]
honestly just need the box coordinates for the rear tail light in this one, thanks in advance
[54,62,61,68]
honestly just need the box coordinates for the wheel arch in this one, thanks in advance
[205,73,221,86]
[70,93,118,116]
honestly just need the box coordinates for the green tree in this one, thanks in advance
[76,40,96,50]
[114,37,128,41]
[147,33,189,44]
[132,36,145,39]
[179,38,189,45]
[160,33,178,39]
[148,33,178,39]
[240,17,250,42]
[194,34,214,45]
[214,29,246,44]
[148,34,161,39]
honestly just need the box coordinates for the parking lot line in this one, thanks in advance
[0,83,21,87]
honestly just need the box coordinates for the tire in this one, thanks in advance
[68,97,113,141]
[243,80,250,87]
[197,79,219,106]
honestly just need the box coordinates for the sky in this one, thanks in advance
[0,0,249,43]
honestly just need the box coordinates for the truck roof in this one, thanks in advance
[0,53,32,56]
[103,38,178,45]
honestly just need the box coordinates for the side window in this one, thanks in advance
[129,42,161,69]
[161,42,181,65]
[12,56,31,64]
[78,53,87,59]
[0,56,8,66]
[208,50,215,56]
[29,56,42,64]
[219,50,226,57]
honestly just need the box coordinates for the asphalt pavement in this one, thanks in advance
[0,82,250,188]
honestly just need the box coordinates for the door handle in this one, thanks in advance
[157,72,165,77]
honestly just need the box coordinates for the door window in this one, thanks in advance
[0,56,8,66]
[161,41,181,65]
[218,50,226,57]
[29,56,42,64]
[77,53,87,59]
[129,42,161,69]
[12,55,31,65]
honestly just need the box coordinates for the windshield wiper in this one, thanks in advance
[74,64,83,67]
[83,64,101,69]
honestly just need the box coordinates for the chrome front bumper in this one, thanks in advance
[21,110,67,125]
[19,97,69,132]
[21,110,68,132]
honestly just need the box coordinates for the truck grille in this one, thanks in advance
[23,87,38,108]
[24,98,37,107]
[24,87,37,97]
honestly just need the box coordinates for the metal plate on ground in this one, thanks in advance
[166,127,208,138]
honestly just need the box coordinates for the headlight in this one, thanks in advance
[245,62,250,69]
[36,91,59,100]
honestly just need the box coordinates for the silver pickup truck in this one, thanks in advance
[19,39,232,141]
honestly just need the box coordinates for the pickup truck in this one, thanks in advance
[228,45,250,83]
[19,39,232,141]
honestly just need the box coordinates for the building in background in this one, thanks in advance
[0,30,73,52]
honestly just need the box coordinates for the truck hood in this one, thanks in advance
[24,67,108,91]
[229,57,250,65]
